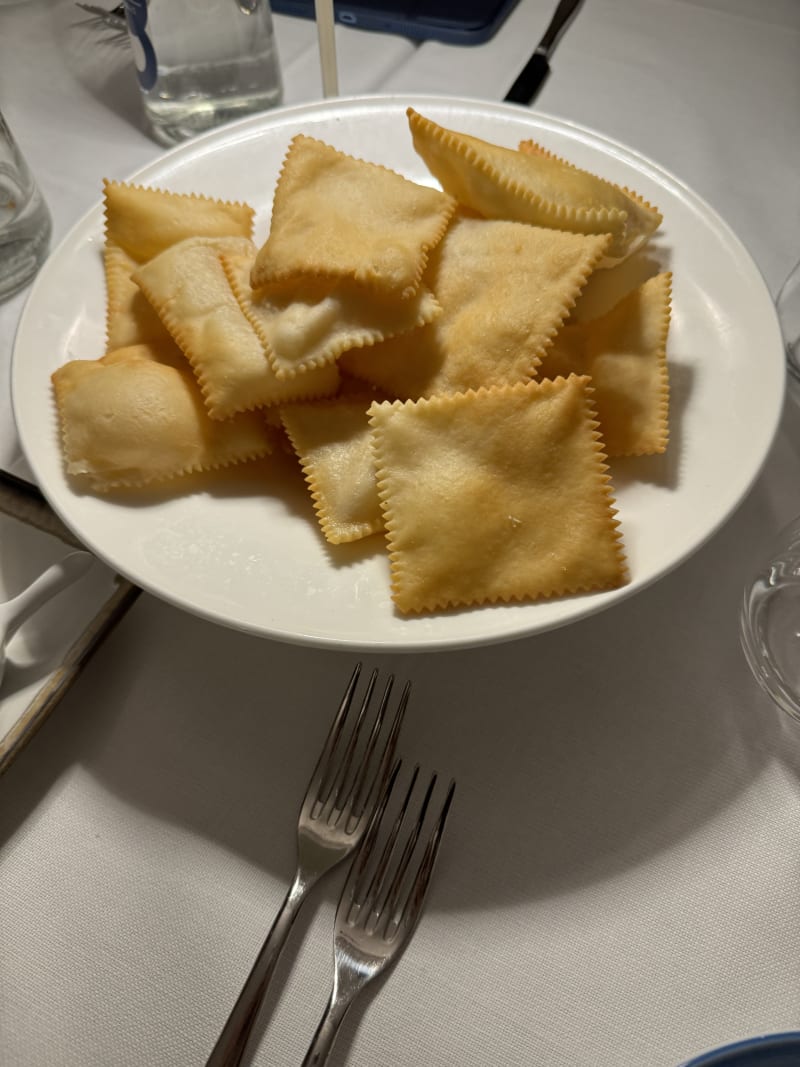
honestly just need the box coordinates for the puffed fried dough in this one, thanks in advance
[407,108,661,265]
[132,238,340,419]
[517,138,662,262]
[369,375,627,614]
[250,134,457,298]
[224,252,441,380]
[281,397,384,544]
[342,215,610,398]
[103,179,255,264]
[100,339,187,369]
[51,348,273,492]
[538,273,671,456]
[104,242,172,351]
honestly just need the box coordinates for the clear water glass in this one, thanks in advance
[740,259,800,721]
[741,516,800,723]
[123,0,283,146]
[0,111,52,301]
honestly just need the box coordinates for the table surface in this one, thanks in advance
[3,2,800,1065]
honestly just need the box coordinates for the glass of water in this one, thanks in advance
[740,258,800,721]
[123,0,283,146]
[741,515,800,723]
[0,111,52,302]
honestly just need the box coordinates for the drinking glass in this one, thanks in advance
[123,0,283,146]
[741,515,800,723]
[740,258,800,721]
[0,111,52,301]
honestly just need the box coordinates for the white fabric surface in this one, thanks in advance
[2,2,800,1065]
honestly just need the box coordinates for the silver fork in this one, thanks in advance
[302,765,456,1066]
[206,663,410,1067]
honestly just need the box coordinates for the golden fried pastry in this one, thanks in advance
[250,134,457,297]
[100,340,187,368]
[281,396,384,544]
[223,251,441,380]
[103,179,254,264]
[369,375,627,613]
[52,346,273,491]
[407,108,661,265]
[53,114,679,616]
[104,242,172,351]
[132,237,340,419]
[538,273,671,455]
[342,215,610,398]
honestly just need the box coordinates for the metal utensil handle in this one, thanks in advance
[205,875,309,1067]
[301,990,353,1067]
[537,0,584,57]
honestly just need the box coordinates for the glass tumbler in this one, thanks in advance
[740,259,800,721]
[0,111,52,301]
[123,0,283,146]
[741,516,800,723]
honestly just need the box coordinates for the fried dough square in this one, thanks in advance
[132,237,340,419]
[539,273,671,456]
[342,215,610,398]
[250,134,456,298]
[100,340,189,369]
[104,241,172,351]
[369,375,627,614]
[407,108,661,265]
[223,251,441,380]
[52,346,273,492]
[103,180,255,264]
[281,396,383,544]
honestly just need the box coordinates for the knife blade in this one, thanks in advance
[504,0,585,105]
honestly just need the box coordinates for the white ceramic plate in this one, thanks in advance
[11,95,785,652]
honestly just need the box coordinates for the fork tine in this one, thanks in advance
[358,766,426,923]
[318,668,381,813]
[390,777,456,939]
[343,758,403,910]
[307,662,363,807]
[331,671,392,815]
[344,679,411,829]
[368,776,455,942]
[380,771,437,922]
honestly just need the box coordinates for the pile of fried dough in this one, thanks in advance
[52,107,672,615]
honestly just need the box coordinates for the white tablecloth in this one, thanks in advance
[2,2,800,1065]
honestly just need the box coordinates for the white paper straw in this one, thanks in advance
[314,0,339,98]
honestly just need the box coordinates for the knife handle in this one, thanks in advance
[504,51,550,104]
[504,0,585,105]
[538,0,585,57]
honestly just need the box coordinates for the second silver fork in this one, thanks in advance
[206,663,409,1067]
[302,764,456,1066]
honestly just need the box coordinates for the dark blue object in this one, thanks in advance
[682,1032,800,1066]
[270,0,522,45]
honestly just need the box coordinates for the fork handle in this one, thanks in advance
[302,990,353,1067]
[206,874,310,1067]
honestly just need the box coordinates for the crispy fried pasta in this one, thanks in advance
[52,108,672,615]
